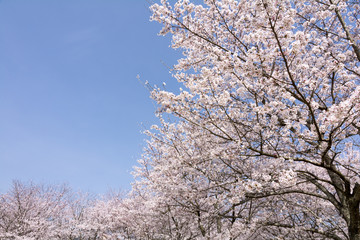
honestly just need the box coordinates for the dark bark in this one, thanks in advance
[348,200,360,240]
[348,184,360,240]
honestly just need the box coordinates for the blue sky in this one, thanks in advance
[0,0,181,194]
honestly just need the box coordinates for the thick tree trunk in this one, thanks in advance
[348,184,360,240]
[349,200,360,240]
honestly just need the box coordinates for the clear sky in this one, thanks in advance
[0,0,181,194]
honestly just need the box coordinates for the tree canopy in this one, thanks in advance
[128,0,360,239]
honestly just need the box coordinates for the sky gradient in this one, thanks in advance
[0,0,181,194]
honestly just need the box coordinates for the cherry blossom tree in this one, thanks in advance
[74,193,127,240]
[0,182,128,240]
[55,191,95,240]
[128,0,360,239]
[0,181,69,240]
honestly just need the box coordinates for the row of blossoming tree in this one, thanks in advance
[0,181,129,239]
[2,0,360,239]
